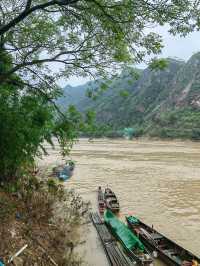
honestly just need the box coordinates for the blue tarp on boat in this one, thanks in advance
[53,162,74,181]
[0,260,4,266]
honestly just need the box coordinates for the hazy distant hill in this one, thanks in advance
[58,67,142,112]
[56,83,89,111]
[58,53,200,139]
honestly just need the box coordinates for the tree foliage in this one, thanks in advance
[0,52,83,180]
[1,0,199,86]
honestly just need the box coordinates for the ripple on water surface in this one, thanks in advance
[40,138,200,263]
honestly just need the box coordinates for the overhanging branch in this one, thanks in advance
[0,0,79,36]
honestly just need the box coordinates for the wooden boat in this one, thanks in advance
[105,197,120,213]
[52,161,74,181]
[97,187,105,214]
[104,188,120,213]
[104,210,153,265]
[126,216,200,266]
[104,187,116,199]
[90,212,134,265]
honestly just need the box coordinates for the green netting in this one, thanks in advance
[123,127,134,137]
[104,209,144,252]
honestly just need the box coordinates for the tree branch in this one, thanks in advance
[25,0,32,11]
[2,31,99,78]
[23,67,67,119]
[0,0,79,36]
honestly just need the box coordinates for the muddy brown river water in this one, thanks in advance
[40,138,200,265]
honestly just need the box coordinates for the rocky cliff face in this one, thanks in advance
[59,52,200,138]
[161,53,200,110]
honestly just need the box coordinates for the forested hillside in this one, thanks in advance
[59,53,200,139]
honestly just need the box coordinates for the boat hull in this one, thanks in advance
[104,188,120,213]
[130,231,181,266]
[97,187,105,215]
[126,216,200,266]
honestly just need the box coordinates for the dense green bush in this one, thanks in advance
[134,127,144,137]
[0,84,54,180]
[147,107,200,140]
[0,52,81,181]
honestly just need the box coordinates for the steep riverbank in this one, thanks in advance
[40,138,200,265]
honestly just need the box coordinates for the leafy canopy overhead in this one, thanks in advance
[0,0,199,88]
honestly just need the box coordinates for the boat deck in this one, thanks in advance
[90,212,135,266]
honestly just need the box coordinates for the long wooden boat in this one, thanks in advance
[126,215,200,266]
[104,188,120,213]
[104,210,153,265]
[90,212,134,266]
[97,186,105,215]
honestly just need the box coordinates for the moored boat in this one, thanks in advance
[104,209,153,265]
[105,196,120,213]
[104,187,116,199]
[52,160,75,181]
[97,186,105,214]
[126,215,200,266]
[104,187,120,213]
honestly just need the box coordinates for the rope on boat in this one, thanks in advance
[90,212,135,266]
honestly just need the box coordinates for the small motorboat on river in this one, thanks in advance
[53,160,75,181]
[126,216,200,266]
[104,210,153,265]
[104,188,120,213]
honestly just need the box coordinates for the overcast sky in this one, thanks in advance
[152,26,200,61]
[59,25,200,87]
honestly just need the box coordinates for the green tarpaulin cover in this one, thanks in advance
[126,216,140,225]
[104,209,144,252]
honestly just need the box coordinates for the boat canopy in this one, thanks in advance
[104,209,145,252]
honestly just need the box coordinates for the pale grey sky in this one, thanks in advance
[59,26,200,87]
[152,25,200,60]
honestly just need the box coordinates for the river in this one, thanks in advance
[40,138,200,265]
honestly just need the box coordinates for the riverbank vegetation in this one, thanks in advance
[90,107,200,140]
[0,174,88,265]
[147,108,200,140]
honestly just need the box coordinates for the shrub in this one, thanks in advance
[134,127,144,137]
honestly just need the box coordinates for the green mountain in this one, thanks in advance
[59,53,200,139]
[147,53,200,139]
[56,83,88,112]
